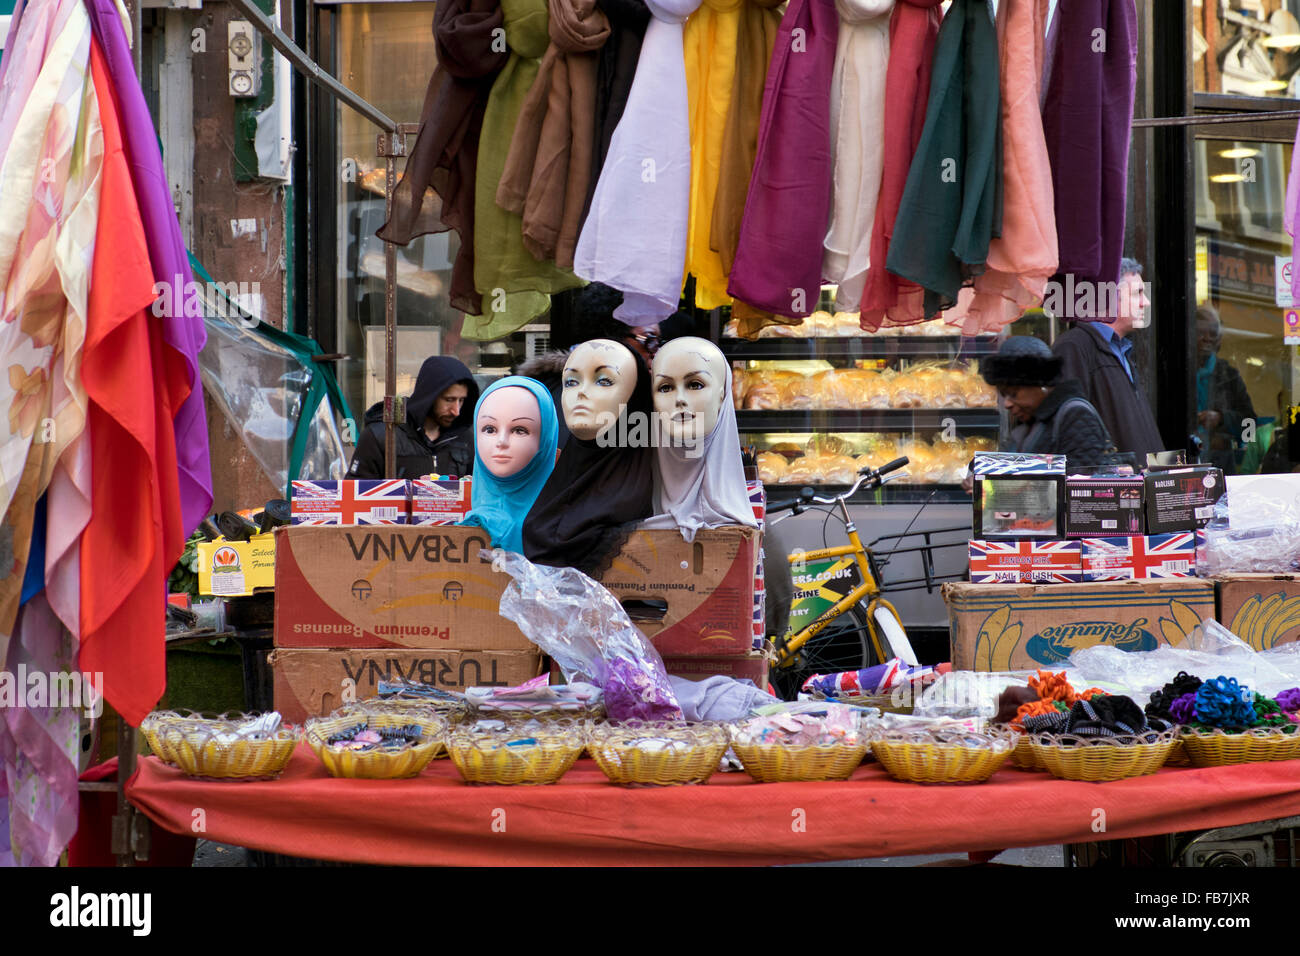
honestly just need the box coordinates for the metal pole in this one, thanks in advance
[383,137,398,476]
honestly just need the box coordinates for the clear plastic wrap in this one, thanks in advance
[914,670,1035,719]
[199,315,349,493]
[1062,619,1300,706]
[1199,489,1300,574]
[489,550,683,722]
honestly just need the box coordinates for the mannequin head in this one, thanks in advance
[651,337,729,446]
[562,338,638,440]
[475,385,542,478]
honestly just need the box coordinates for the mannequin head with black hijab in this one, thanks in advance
[522,337,655,576]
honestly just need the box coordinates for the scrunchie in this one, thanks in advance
[1146,671,1203,721]
[1275,687,1300,713]
[1192,676,1256,731]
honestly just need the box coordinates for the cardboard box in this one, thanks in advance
[748,480,766,647]
[410,477,472,526]
[197,533,276,596]
[596,526,760,657]
[270,647,544,724]
[1144,466,1225,534]
[273,525,533,651]
[1216,573,1300,651]
[1081,534,1196,581]
[1065,475,1145,537]
[290,479,411,525]
[971,453,1066,540]
[663,652,770,688]
[274,524,758,657]
[968,539,1083,584]
[944,578,1214,671]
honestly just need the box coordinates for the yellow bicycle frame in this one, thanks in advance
[773,525,902,670]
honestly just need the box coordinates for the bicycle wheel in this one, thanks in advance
[771,605,879,700]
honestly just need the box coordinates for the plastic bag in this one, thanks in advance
[489,550,682,722]
[914,671,1034,718]
[1199,489,1300,574]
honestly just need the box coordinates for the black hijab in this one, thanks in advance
[522,343,654,576]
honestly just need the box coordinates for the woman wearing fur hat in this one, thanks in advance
[980,335,1116,470]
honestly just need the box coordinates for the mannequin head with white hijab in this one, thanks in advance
[643,337,758,541]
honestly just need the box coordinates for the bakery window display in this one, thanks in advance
[720,314,1000,498]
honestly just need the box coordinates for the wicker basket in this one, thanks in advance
[159,714,299,781]
[587,722,729,786]
[871,729,1017,784]
[1180,727,1300,766]
[140,710,204,765]
[305,712,447,779]
[1006,731,1047,771]
[730,721,869,782]
[1029,730,1177,782]
[466,701,606,724]
[447,721,586,785]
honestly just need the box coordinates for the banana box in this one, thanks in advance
[198,533,276,596]
[943,578,1214,671]
[1215,574,1300,651]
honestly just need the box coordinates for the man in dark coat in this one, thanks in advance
[1196,305,1255,475]
[348,356,480,478]
[1051,258,1165,465]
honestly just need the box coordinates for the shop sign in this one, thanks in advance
[1207,239,1279,304]
[1276,255,1293,308]
[1285,308,1300,345]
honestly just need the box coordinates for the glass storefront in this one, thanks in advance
[1195,0,1300,99]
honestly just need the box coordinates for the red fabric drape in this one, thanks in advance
[79,42,185,726]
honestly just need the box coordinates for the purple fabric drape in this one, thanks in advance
[85,0,213,535]
[726,0,840,317]
[1041,0,1137,286]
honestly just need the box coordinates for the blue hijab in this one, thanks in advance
[460,376,559,553]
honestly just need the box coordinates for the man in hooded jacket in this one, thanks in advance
[348,356,480,479]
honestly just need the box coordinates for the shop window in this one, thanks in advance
[1195,136,1298,475]
[1195,0,1300,98]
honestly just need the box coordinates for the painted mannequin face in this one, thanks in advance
[562,339,637,440]
[476,386,542,478]
[652,337,728,445]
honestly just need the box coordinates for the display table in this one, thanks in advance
[126,745,1300,866]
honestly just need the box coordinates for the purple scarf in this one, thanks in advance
[1041,0,1137,286]
[727,0,839,317]
[84,0,213,534]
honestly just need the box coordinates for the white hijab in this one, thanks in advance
[643,358,759,541]
[572,0,704,322]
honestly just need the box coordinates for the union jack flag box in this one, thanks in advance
[747,480,766,524]
[410,477,473,526]
[1081,534,1196,581]
[971,452,1066,477]
[969,539,1083,584]
[972,453,1067,540]
[747,480,766,646]
[290,479,411,525]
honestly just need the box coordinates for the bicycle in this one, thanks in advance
[764,457,966,700]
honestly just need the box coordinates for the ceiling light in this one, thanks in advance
[1218,147,1260,159]
[1211,173,1247,183]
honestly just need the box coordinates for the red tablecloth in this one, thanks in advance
[126,744,1300,866]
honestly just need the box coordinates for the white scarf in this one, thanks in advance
[573,0,704,322]
[823,0,894,312]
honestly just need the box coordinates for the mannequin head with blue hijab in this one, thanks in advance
[460,377,559,553]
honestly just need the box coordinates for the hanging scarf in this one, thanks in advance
[963,0,1057,334]
[376,0,506,316]
[681,0,742,310]
[460,376,560,552]
[522,349,655,575]
[496,0,610,269]
[858,0,942,330]
[727,0,840,319]
[822,0,894,313]
[885,0,1001,319]
[470,0,582,340]
[642,356,758,541]
[1042,0,1137,286]
[710,0,783,278]
[582,0,653,229]
[574,0,704,323]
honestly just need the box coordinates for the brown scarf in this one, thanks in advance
[376,0,506,315]
[496,0,610,268]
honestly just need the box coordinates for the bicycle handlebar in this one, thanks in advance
[766,456,912,516]
[871,456,910,478]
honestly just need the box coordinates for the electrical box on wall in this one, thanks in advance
[228,20,261,98]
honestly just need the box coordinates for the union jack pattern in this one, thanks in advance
[969,538,1083,583]
[1081,534,1196,580]
[290,479,411,525]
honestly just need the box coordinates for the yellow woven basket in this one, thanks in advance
[730,732,869,783]
[140,711,203,765]
[447,721,586,785]
[1180,727,1300,766]
[587,722,729,786]
[1029,730,1177,782]
[1006,731,1046,771]
[305,712,447,779]
[871,729,1017,784]
[161,717,299,781]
